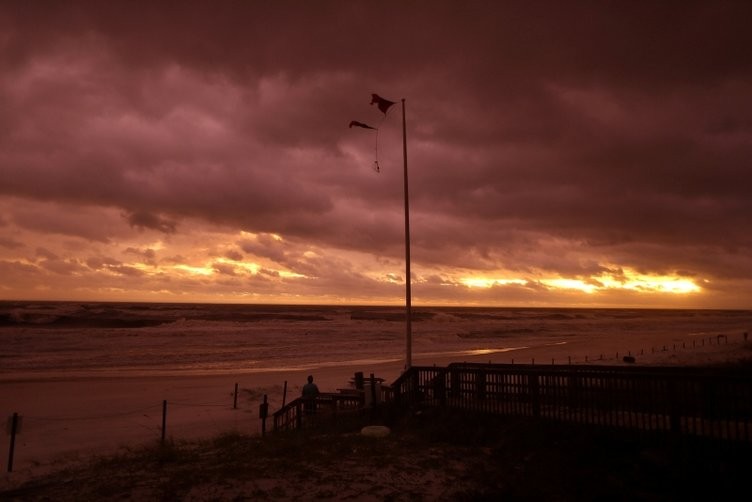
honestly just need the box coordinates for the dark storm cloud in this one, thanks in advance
[224,249,243,262]
[86,256,122,270]
[212,262,237,276]
[9,203,114,243]
[84,254,143,277]
[124,247,158,266]
[239,234,288,264]
[0,236,24,249]
[124,211,178,234]
[1,1,751,304]
[38,257,87,276]
[34,247,58,261]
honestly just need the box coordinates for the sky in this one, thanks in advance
[1,1,751,308]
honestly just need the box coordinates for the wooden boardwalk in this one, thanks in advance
[390,363,752,443]
[270,363,752,444]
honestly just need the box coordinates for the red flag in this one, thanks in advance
[349,120,376,130]
[371,94,395,115]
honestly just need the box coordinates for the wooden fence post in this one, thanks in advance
[7,412,19,473]
[370,373,377,407]
[411,369,420,402]
[354,372,365,390]
[282,381,288,407]
[450,368,460,399]
[295,402,302,429]
[259,394,269,436]
[529,372,540,417]
[668,379,680,434]
[436,369,447,406]
[568,369,581,408]
[161,400,167,444]
[233,383,239,409]
[476,369,486,401]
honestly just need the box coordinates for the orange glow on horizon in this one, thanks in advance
[460,268,702,296]
[173,264,214,276]
[461,278,527,288]
[542,278,598,294]
[0,214,717,307]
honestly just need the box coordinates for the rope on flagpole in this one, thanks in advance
[373,113,389,173]
[349,94,394,173]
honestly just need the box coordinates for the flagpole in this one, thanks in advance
[402,98,412,370]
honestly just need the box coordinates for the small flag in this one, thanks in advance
[350,93,396,173]
[371,94,395,115]
[349,120,376,130]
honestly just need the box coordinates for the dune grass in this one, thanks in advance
[2,405,751,501]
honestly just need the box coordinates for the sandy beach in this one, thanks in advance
[2,328,750,487]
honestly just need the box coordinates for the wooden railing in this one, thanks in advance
[272,392,364,432]
[389,363,752,443]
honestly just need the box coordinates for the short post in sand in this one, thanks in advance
[6,412,20,473]
[161,400,167,444]
[354,371,365,390]
[370,373,378,407]
[259,394,269,436]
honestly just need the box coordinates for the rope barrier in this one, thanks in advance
[498,334,744,367]
[24,404,163,422]
[4,390,249,472]
[168,401,229,408]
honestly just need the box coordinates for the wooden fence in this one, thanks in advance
[272,392,365,432]
[272,372,389,432]
[390,363,752,443]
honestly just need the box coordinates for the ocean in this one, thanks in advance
[1,301,751,380]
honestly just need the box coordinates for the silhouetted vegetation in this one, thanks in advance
[3,408,750,501]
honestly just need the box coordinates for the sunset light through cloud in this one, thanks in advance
[461,269,700,297]
[1,1,751,308]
